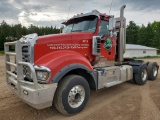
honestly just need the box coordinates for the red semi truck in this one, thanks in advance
[4,5,159,115]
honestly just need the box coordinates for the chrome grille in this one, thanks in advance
[22,45,32,79]
[23,65,29,75]
[22,46,30,62]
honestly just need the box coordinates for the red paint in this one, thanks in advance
[34,50,93,83]
[35,32,94,63]
[34,14,116,82]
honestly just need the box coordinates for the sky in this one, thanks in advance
[0,0,160,27]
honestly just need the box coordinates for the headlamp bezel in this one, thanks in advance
[34,65,51,82]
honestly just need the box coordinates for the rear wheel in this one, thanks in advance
[148,62,159,80]
[54,75,90,115]
[134,64,148,85]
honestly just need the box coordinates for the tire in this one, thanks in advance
[134,64,148,85]
[148,62,159,80]
[53,75,90,115]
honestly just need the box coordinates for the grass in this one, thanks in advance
[0,51,4,54]
[134,56,160,59]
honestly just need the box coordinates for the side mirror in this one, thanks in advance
[109,17,116,31]
[60,25,64,33]
[100,34,105,39]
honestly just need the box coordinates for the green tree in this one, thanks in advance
[0,20,61,51]
[151,21,160,49]
[137,24,147,45]
[145,23,154,47]
[0,29,6,50]
[126,21,139,44]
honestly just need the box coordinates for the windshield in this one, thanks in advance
[63,16,98,33]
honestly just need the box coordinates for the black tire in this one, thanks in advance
[53,75,90,115]
[148,62,159,80]
[134,64,148,85]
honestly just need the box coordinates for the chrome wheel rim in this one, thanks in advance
[68,85,85,108]
[153,66,158,77]
[142,68,147,81]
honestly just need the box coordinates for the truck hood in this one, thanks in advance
[37,32,93,44]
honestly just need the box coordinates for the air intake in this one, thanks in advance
[92,36,101,56]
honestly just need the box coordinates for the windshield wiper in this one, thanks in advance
[71,30,82,32]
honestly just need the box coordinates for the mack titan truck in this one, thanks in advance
[4,5,159,115]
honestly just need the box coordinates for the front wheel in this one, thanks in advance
[54,75,90,115]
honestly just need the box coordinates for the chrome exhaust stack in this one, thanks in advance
[115,5,126,63]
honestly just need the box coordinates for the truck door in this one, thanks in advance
[98,20,116,61]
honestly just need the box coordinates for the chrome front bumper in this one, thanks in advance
[4,41,57,109]
[8,76,57,109]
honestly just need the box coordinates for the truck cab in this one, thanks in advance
[4,5,159,115]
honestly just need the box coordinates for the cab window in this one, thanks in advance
[98,20,109,36]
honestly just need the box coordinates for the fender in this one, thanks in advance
[128,60,149,74]
[34,50,94,83]
[50,63,97,84]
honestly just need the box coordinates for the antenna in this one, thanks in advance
[109,0,114,15]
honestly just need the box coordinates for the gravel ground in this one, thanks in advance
[0,55,160,120]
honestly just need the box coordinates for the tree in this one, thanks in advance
[0,29,6,50]
[126,21,139,44]
[138,24,147,45]
[0,21,61,51]
[151,21,160,49]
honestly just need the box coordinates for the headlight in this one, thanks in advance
[34,65,51,81]
[36,71,50,81]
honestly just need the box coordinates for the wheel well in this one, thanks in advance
[60,68,97,90]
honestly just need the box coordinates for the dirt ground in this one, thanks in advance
[0,55,160,120]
